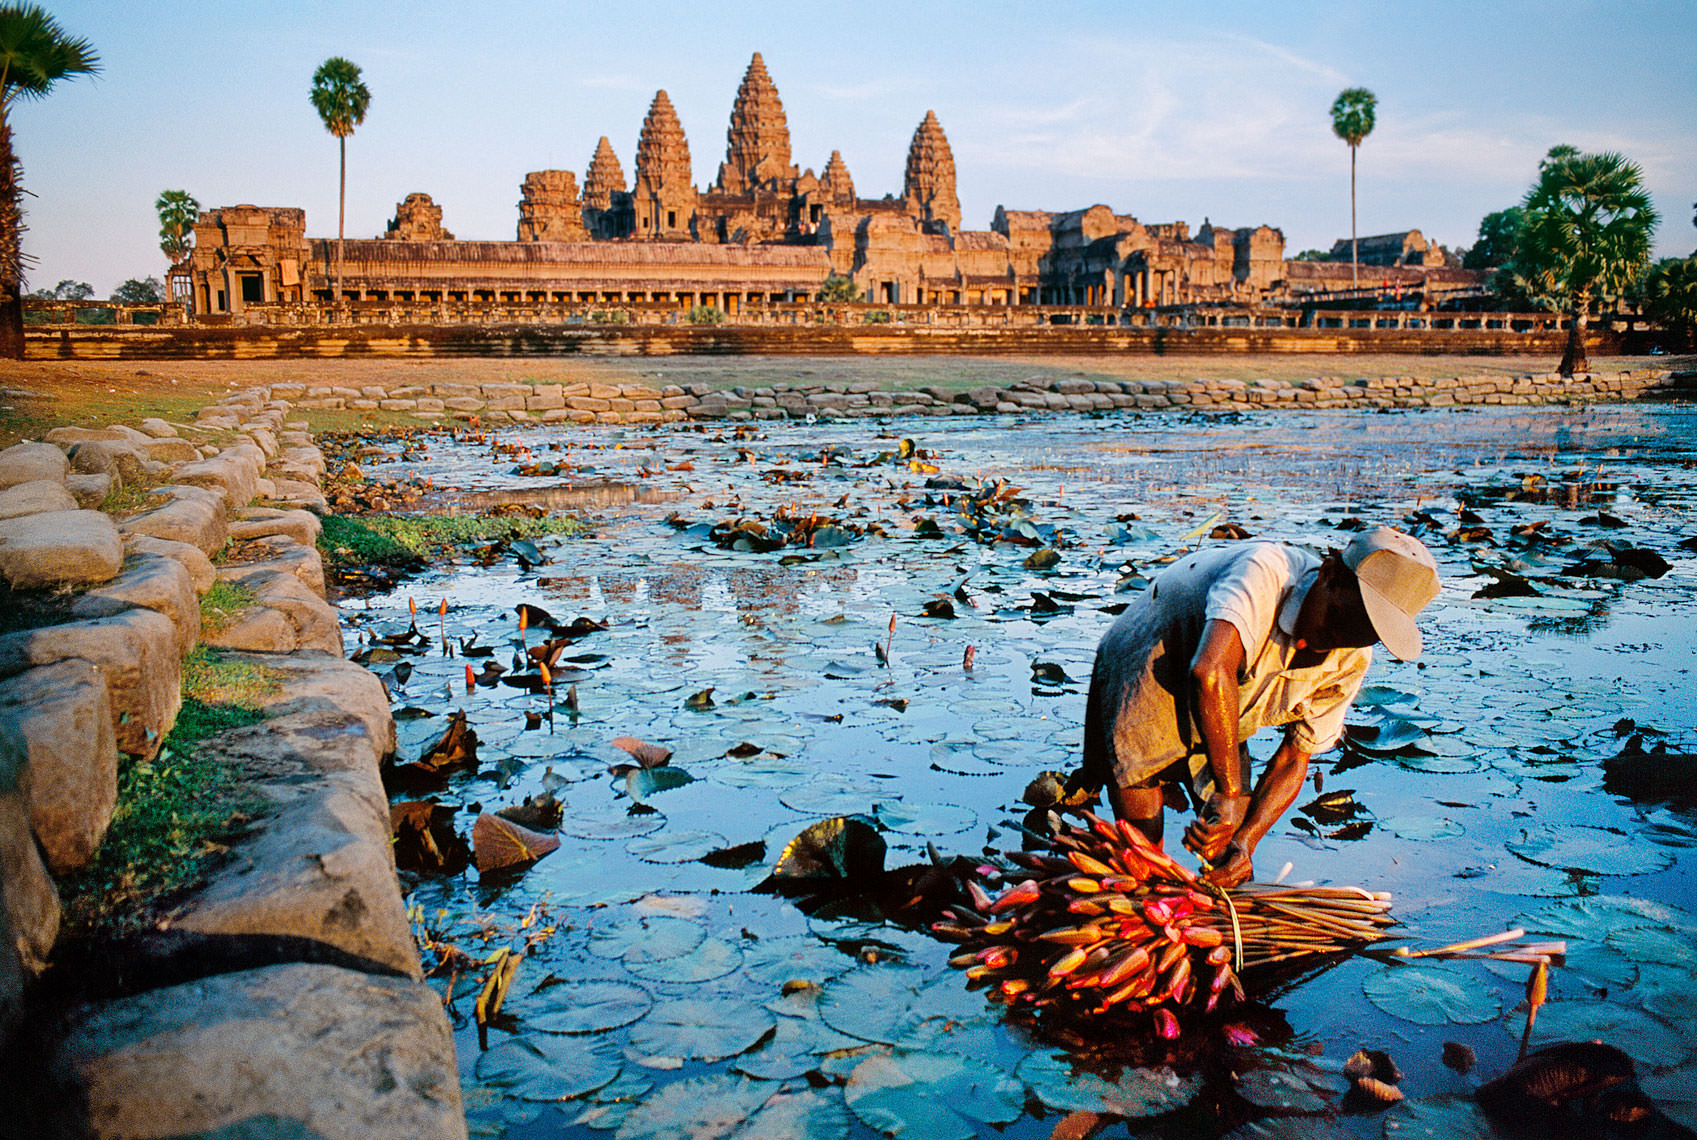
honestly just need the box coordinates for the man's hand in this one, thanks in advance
[1202,842,1253,889]
[1182,791,1250,863]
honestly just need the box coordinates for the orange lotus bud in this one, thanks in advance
[408,596,417,616]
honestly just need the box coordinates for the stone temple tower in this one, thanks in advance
[633,90,696,239]
[516,170,586,242]
[715,52,797,195]
[819,150,855,206]
[903,110,962,236]
[582,136,631,239]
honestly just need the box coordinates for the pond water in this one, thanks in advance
[340,403,1697,1139]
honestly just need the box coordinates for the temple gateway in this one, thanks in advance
[186,53,1476,319]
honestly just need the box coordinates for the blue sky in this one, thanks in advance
[16,0,1696,294]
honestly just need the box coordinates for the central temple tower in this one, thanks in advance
[715,52,798,195]
[633,90,697,239]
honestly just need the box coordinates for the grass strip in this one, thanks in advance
[317,512,585,569]
[198,579,258,635]
[59,649,278,935]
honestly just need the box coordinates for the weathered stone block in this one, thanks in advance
[479,383,526,399]
[232,507,322,547]
[48,964,463,1140]
[660,395,696,411]
[171,443,266,511]
[64,472,110,509]
[140,437,200,464]
[264,478,329,515]
[118,484,228,557]
[0,609,181,760]
[0,480,76,520]
[587,382,623,400]
[378,399,419,412]
[124,534,215,595]
[0,793,58,975]
[0,509,122,589]
[484,396,526,412]
[0,443,68,492]
[71,551,201,658]
[0,660,116,874]
[67,440,163,486]
[568,396,611,413]
[137,417,179,439]
[415,398,445,413]
[620,384,663,399]
[205,567,342,656]
[525,392,565,411]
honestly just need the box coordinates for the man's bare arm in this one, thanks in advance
[1183,619,1251,861]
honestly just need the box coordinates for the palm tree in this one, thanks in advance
[156,188,198,309]
[1507,147,1658,376]
[308,56,370,306]
[0,4,98,358]
[1329,87,1377,291]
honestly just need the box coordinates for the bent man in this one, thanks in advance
[1081,526,1439,888]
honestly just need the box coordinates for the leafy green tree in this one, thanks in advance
[308,56,371,303]
[111,275,163,303]
[1291,249,1332,262]
[817,273,862,302]
[0,4,98,357]
[1502,146,1658,376]
[1642,255,1697,346]
[50,277,91,298]
[155,188,199,271]
[1329,87,1377,290]
[1462,207,1524,270]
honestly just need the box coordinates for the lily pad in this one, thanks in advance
[526,981,654,1035]
[1233,1063,1333,1113]
[1508,824,1675,876]
[588,914,705,963]
[730,1089,851,1140]
[780,781,882,816]
[817,966,927,1043]
[1362,966,1502,1025]
[559,810,667,842]
[474,1036,622,1102]
[1380,1095,1495,1138]
[611,1073,770,1140]
[1515,1001,1691,1066]
[1605,924,1697,968]
[626,829,729,864]
[1516,895,1697,942]
[844,1050,1023,1140]
[1015,1049,1196,1116]
[625,997,776,1063]
[1383,815,1465,841]
[872,801,977,835]
[624,936,744,983]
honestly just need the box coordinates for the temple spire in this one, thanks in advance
[633,90,696,238]
[903,110,962,236]
[715,52,795,195]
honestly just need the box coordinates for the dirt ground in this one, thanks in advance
[1,352,1687,446]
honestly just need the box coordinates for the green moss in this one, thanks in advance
[198,579,258,634]
[59,649,278,935]
[317,512,585,569]
[99,477,167,518]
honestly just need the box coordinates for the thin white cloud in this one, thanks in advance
[578,73,646,91]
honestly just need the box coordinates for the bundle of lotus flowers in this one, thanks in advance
[935,811,1395,1034]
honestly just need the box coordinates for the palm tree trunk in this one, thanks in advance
[1558,284,1590,377]
[1350,144,1358,292]
[335,133,346,309]
[0,110,23,360]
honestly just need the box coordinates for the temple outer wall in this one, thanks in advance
[25,321,1622,362]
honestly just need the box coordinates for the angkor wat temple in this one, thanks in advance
[185,53,1479,319]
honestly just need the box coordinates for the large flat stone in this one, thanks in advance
[0,660,117,874]
[170,442,266,511]
[206,568,342,655]
[140,436,200,464]
[0,608,181,760]
[0,509,123,589]
[224,535,326,597]
[205,652,396,769]
[0,442,69,491]
[232,506,322,546]
[66,439,164,485]
[124,534,216,594]
[71,550,202,657]
[64,471,111,509]
[118,484,229,555]
[49,963,464,1140]
[0,479,76,520]
[264,477,329,515]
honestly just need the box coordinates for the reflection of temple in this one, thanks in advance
[186,52,1481,318]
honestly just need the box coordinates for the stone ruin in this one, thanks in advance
[383,192,453,242]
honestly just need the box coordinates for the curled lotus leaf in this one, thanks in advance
[769,815,886,882]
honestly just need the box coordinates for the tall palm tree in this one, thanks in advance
[1508,147,1658,376]
[0,4,98,358]
[1329,87,1377,291]
[155,188,199,307]
[309,56,370,306]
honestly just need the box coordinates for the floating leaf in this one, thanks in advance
[1015,1049,1196,1117]
[625,997,774,1062]
[557,810,666,842]
[1233,1063,1333,1112]
[1383,815,1465,841]
[1514,1001,1691,1066]
[844,1050,1022,1140]
[766,816,886,884]
[872,801,976,836]
[610,1073,770,1140]
[611,736,673,768]
[1362,966,1502,1025]
[1605,924,1697,968]
[1380,1095,1495,1138]
[817,966,926,1044]
[627,829,728,864]
[472,812,561,872]
[474,1036,621,1102]
[627,766,695,800]
[588,915,706,963]
[729,1088,851,1140]
[624,937,744,983]
[526,981,654,1035]
[1508,824,1675,876]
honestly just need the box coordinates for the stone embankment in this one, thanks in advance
[283,366,1691,426]
[0,398,463,1136]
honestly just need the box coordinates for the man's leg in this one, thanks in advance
[1107,782,1164,846]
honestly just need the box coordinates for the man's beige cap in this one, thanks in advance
[1342,526,1440,661]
